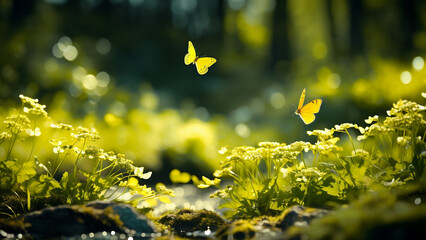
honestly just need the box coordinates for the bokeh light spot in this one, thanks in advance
[327,73,341,89]
[235,123,250,138]
[63,45,78,61]
[194,107,209,121]
[400,71,412,84]
[96,71,110,87]
[231,106,252,123]
[414,197,421,205]
[72,66,87,81]
[104,113,123,127]
[140,92,158,110]
[412,56,424,71]
[94,86,108,96]
[110,101,127,117]
[96,38,111,55]
[312,41,328,59]
[58,36,72,50]
[270,92,285,109]
[227,0,245,10]
[52,43,63,58]
[82,74,98,90]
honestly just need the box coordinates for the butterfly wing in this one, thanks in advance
[195,57,216,75]
[298,88,306,110]
[184,41,197,65]
[298,99,322,125]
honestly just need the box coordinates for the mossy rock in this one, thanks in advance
[0,189,66,217]
[276,205,330,231]
[215,219,256,240]
[215,216,285,240]
[286,189,426,240]
[0,201,156,238]
[159,208,226,236]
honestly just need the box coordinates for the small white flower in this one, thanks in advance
[134,167,152,179]
[53,146,64,154]
[26,127,41,137]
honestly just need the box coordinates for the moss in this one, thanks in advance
[71,205,124,229]
[0,190,27,218]
[286,187,426,240]
[158,208,226,235]
[0,189,66,218]
[0,218,28,234]
[276,205,330,231]
[215,219,256,240]
[0,203,127,236]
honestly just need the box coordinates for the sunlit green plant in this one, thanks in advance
[201,98,425,218]
[0,95,173,217]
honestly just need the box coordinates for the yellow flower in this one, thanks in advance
[0,132,12,141]
[307,128,335,141]
[19,95,48,118]
[351,149,370,159]
[50,122,74,130]
[169,169,191,183]
[197,176,221,188]
[258,142,280,148]
[365,115,379,124]
[25,127,41,137]
[134,167,152,180]
[72,126,100,141]
[218,146,229,154]
[156,183,175,197]
[49,137,66,146]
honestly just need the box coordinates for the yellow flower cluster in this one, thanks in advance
[19,94,48,118]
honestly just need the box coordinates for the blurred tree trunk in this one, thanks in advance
[271,0,291,65]
[348,0,364,56]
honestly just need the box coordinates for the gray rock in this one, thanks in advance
[1,201,156,238]
[276,205,330,230]
[87,200,156,233]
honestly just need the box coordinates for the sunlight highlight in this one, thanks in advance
[270,92,285,109]
[63,45,78,61]
[52,36,78,61]
[412,56,424,71]
[96,38,111,55]
[82,74,98,90]
[327,73,341,89]
[235,123,250,138]
[400,71,412,84]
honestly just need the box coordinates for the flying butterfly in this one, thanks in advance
[295,88,322,125]
[184,41,216,75]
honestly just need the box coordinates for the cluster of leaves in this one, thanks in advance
[0,95,173,217]
[201,98,425,218]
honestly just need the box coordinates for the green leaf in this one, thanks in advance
[5,158,36,185]
[25,175,60,198]
[59,171,81,204]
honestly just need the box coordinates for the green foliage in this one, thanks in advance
[202,98,425,218]
[290,181,426,240]
[0,95,173,216]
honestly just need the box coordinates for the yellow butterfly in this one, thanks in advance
[184,41,216,75]
[295,88,322,125]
